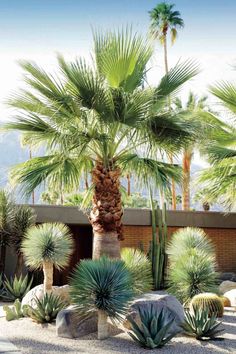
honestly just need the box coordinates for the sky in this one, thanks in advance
[0,0,235,164]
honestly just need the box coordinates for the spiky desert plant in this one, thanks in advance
[127,304,177,349]
[167,227,218,304]
[167,227,215,263]
[190,293,224,318]
[168,249,218,304]
[3,299,29,321]
[70,256,134,340]
[10,205,36,276]
[28,293,66,323]
[0,190,16,276]
[3,274,33,301]
[22,223,74,294]
[182,307,224,340]
[121,248,152,294]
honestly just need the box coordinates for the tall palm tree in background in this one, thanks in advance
[174,92,226,210]
[199,79,236,211]
[149,2,184,209]
[4,29,198,258]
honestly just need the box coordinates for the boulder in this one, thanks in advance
[219,281,236,295]
[224,289,236,307]
[124,292,184,334]
[56,306,97,338]
[219,272,236,282]
[22,284,70,308]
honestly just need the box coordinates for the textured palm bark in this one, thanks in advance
[43,261,53,294]
[90,162,123,259]
[182,149,192,211]
[97,310,109,340]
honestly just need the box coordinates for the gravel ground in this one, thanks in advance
[0,313,236,354]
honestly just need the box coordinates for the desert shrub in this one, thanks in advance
[70,256,134,339]
[182,307,224,340]
[121,248,152,294]
[3,274,33,301]
[28,293,66,323]
[22,223,74,293]
[3,299,29,321]
[127,304,177,348]
[167,228,218,304]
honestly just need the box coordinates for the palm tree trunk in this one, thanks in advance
[90,162,123,259]
[43,261,53,294]
[182,149,192,210]
[164,34,176,210]
[97,310,109,340]
[127,173,131,196]
[15,253,24,277]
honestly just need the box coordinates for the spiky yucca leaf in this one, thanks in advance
[10,205,36,255]
[182,307,224,340]
[167,227,215,264]
[22,223,74,270]
[70,256,134,321]
[168,249,218,304]
[28,293,66,323]
[128,304,177,349]
[3,274,33,301]
[121,248,153,294]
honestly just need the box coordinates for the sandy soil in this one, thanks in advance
[0,313,236,354]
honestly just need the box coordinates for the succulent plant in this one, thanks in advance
[28,293,66,323]
[127,304,177,349]
[3,299,29,321]
[182,307,224,340]
[190,293,224,318]
[220,296,231,308]
[3,274,33,301]
[121,248,153,294]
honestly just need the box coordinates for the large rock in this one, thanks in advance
[124,292,184,334]
[56,306,97,338]
[219,281,236,295]
[219,272,236,283]
[224,289,236,307]
[22,284,70,308]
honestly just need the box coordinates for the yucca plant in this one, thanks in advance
[168,249,218,304]
[22,223,74,294]
[182,307,224,340]
[167,228,218,304]
[167,227,215,263]
[28,293,66,323]
[3,299,29,321]
[3,274,33,301]
[121,248,152,294]
[127,304,177,349]
[70,256,134,340]
[10,205,36,277]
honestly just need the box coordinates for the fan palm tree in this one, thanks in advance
[0,190,15,276]
[22,223,74,293]
[149,2,184,74]
[149,2,184,209]
[4,29,199,258]
[174,92,226,210]
[198,77,236,211]
[10,205,36,277]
